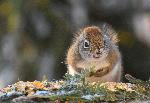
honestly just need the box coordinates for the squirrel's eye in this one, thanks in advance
[83,40,90,48]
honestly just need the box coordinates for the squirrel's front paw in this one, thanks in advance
[94,68,109,77]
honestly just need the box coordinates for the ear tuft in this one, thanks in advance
[111,34,119,44]
[102,23,119,44]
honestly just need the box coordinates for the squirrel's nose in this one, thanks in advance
[96,51,100,55]
[93,50,100,58]
[95,49,100,55]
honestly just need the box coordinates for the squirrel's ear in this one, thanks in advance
[72,29,84,43]
[111,34,119,44]
[102,23,119,44]
[108,27,119,44]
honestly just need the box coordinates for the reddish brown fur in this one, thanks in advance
[66,26,122,82]
[83,26,104,52]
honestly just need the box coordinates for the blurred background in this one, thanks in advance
[0,0,150,87]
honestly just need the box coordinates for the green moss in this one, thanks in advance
[0,70,150,102]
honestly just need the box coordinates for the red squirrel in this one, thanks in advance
[66,25,122,82]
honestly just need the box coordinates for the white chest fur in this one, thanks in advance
[76,59,110,71]
[68,58,122,82]
[101,59,122,82]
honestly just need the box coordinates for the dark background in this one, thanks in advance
[0,0,150,87]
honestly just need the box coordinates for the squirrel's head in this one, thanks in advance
[77,26,112,61]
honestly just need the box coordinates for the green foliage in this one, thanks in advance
[48,71,150,102]
[55,71,150,102]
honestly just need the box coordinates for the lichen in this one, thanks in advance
[0,70,150,102]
